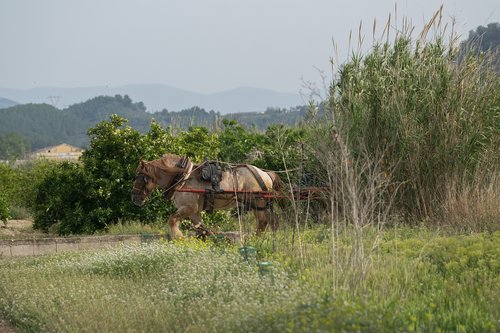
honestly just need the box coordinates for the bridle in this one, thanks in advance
[131,156,193,200]
[131,173,151,197]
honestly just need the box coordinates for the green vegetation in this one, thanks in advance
[0,96,306,157]
[0,230,498,332]
[0,15,498,235]
[0,160,59,221]
[459,22,500,73]
[0,133,30,161]
[305,14,500,226]
[2,115,303,235]
[0,192,9,223]
[0,103,84,151]
[0,14,497,233]
[0,13,499,332]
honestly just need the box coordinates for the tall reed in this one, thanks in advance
[319,8,500,221]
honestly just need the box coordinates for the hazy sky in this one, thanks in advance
[1,0,499,94]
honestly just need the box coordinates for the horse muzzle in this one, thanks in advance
[131,193,146,207]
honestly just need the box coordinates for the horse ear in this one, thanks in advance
[140,160,146,169]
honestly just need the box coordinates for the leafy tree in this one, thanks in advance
[0,192,9,223]
[254,125,306,173]
[31,162,93,233]
[459,22,500,72]
[0,133,30,160]
[177,126,220,162]
[460,22,500,54]
[27,113,312,234]
[141,120,179,157]
[0,162,24,218]
[218,119,264,163]
[0,163,19,199]
[31,115,175,234]
[81,115,174,228]
[15,160,60,210]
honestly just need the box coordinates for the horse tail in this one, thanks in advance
[267,171,282,192]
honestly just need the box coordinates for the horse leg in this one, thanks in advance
[253,209,269,235]
[189,214,214,238]
[189,213,203,228]
[269,209,279,231]
[253,207,279,235]
[168,206,196,239]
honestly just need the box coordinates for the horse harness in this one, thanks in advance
[200,161,223,192]
[151,158,272,213]
[237,165,274,212]
[163,156,193,200]
[199,161,272,213]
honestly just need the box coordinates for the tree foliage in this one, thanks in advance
[23,113,306,234]
[460,22,500,54]
[459,22,500,72]
[30,116,174,234]
[0,94,307,154]
[0,192,10,223]
[0,133,30,160]
[0,103,83,150]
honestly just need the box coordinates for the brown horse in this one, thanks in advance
[131,154,280,239]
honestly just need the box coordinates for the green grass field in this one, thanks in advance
[1,226,498,332]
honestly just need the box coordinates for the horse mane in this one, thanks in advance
[140,154,186,178]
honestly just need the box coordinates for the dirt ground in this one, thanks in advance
[0,315,17,333]
[0,220,38,239]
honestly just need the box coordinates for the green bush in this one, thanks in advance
[31,162,92,233]
[0,192,10,223]
[0,162,41,221]
[30,116,176,234]
[0,163,18,203]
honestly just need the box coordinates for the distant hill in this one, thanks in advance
[0,97,18,109]
[0,95,307,151]
[0,85,304,114]
[0,103,86,149]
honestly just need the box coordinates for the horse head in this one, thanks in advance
[131,155,191,206]
[131,160,156,206]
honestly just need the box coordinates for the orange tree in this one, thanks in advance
[31,115,179,234]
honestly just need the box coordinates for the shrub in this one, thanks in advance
[0,192,10,223]
[31,162,93,233]
[30,116,176,234]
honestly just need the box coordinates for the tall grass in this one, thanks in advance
[315,8,500,222]
[441,172,500,232]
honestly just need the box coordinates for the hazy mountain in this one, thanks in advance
[0,97,18,109]
[0,85,303,114]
